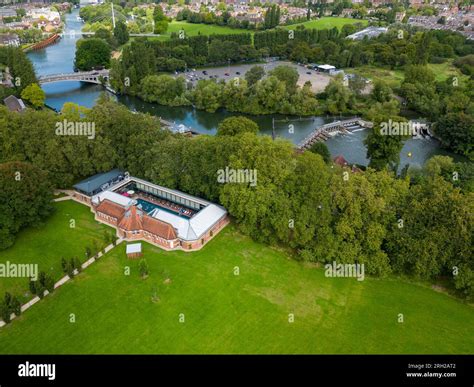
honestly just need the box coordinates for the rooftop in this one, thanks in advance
[3,95,25,112]
[73,169,125,196]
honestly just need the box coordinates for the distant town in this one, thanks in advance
[0,0,473,49]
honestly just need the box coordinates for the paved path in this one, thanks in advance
[0,239,123,328]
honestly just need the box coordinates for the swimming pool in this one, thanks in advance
[136,198,190,218]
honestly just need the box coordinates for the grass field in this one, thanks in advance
[153,21,251,41]
[347,60,468,89]
[283,17,368,31]
[0,201,111,303]
[152,17,368,41]
[427,61,469,83]
[0,224,473,354]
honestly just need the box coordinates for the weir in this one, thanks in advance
[297,117,373,149]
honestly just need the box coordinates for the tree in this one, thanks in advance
[245,65,265,86]
[0,46,37,92]
[10,295,21,317]
[386,176,473,295]
[20,83,45,109]
[217,116,259,136]
[269,65,299,95]
[95,28,117,48]
[329,169,409,276]
[309,142,331,164]
[324,76,353,114]
[153,5,168,34]
[191,80,223,112]
[0,162,53,250]
[400,65,439,119]
[114,20,129,46]
[139,259,149,278]
[364,102,405,171]
[371,80,392,103]
[433,112,474,159]
[74,38,111,71]
[0,302,11,324]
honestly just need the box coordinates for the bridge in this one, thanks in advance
[297,117,373,150]
[38,70,110,85]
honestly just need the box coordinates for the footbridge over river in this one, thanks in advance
[297,117,373,150]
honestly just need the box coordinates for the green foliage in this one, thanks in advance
[0,162,53,250]
[139,259,149,278]
[113,21,129,46]
[94,28,117,48]
[140,75,189,106]
[20,83,45,109]
[0,47,37,92]
[74,38,111,71]
[269,65,299,95]
[371,80,393,103]
[264,5,280,29]
[0,291,22,321]
[32,271,55,295]
[309,142,331,163]
[191,80,223,112]
[245,65,265,86]
[323,75,353,114]
[434,112,474,160]
[217,116,259,136]
[153,5,168,34]
[400,65,439,119]
[386,176,473,297]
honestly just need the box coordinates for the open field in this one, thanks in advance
[283,17,368,31]
[346,66,405,89]
[149,17,369,41]
[1,224,473,354]
[427,60,470,83]
[0,201,111,303]
[346,60,469,89]
[153,21,251,41]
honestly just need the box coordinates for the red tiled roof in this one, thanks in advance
[143,215,177,240]
[118,205,143,231]
[333,155,349,166]
[116,205,177,240]
[96,199,125,219]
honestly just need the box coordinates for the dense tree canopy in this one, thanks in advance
[113,20,129,46]
[75,38,111,71]
[217,116,259,136]
[0,161,54,250]
[20,83,45,109]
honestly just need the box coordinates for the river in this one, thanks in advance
[27,8,458,169]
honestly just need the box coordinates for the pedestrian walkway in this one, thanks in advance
[0,239,124,328]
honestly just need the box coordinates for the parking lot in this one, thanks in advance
[180,60,332,93]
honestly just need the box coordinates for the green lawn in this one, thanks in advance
[153,21,251,41]
[150,17,368,41]
[427,60,469,84]
[0,224,473,354]
[346,61,468,89]
[0,200,112,303]
[346,66,405,89]
[283,17,368,31]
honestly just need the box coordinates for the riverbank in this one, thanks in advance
[27,8,464,171]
